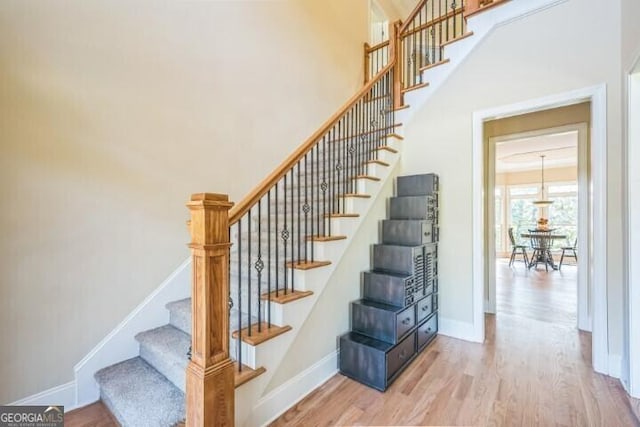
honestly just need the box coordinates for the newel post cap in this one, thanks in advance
[187,193,234,209]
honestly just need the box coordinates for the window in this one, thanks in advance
[507,185,539,242]
[548,184,578,247]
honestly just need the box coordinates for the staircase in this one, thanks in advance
[88,1,513,425]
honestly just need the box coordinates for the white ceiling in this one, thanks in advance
[495,131,578,173]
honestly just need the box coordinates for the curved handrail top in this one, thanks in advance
[229,62,395,225]
[399,0,426,33]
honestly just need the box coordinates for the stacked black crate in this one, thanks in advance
[339,173,439,391]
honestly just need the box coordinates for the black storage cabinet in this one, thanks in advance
[339,173,440,391]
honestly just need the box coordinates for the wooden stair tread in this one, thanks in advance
[260,290,314,304]
[285,260,332,270]
[306,235,347,242]
[324,213,360,218]
[375,146,398,154]
[366,159,390,166]
[441,31,474,47]
[386,133,404,140]
[234,363,266,387]
[402,82,430,93]
[420,58,451,72]
[395,104,410,111]
[352,175,382,181]
[232,323,292,346]
[340,193,371,199]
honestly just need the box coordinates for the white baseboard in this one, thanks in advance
[439,317,483,343]
[73,258,192,408]
[250,350,339,427]
[609,353,622,379]
[9,381,78,411]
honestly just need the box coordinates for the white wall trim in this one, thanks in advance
[627,70,640,397]
[609,354,623,380]
[250,351,339,427]
[439,317,482,343]
[485,124,590,333]
[73,258,192,408]
[472,84,609,375]
[9,381,77,411]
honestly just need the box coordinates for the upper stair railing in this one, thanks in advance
[398,0,467,91]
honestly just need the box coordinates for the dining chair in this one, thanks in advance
[529,230,554,271]
[559,237,578,270]
[508,227,529,267]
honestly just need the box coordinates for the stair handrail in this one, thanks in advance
[229,62,395,225]
[399,0,429,34]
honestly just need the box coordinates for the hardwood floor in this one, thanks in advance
[271,259,640,426]
[62,259,640,426]
[65,401,118,426]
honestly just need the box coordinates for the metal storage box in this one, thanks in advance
[416,294,434,323]
[389,195,438,222]
[382,220,435,246]
[372,244,424,278]
[339,331,417,392]
[351,299,415,344]
[396,173,439,197]
[362,271,420,307]
[417,313,438,351]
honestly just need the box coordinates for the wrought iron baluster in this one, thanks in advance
[439,0,444,61]
[247,210,252,337]
[289,168,294,292]
[256,202,263,332]
[267,190,271,327]
[282,175,288,295]
[310,142,315,262]
[275,184,279,298]
[304,154,309,264]
[315,143,320,243]
[297,161,301,267]
[237,220,242,370]
[322,136,328,236]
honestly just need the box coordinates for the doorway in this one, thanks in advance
[486,124,588,332]
[471,85,609,375]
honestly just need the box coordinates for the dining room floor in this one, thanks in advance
[496,255,577,327]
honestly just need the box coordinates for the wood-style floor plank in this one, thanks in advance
[270,260,640,426]
[65,401,118,427]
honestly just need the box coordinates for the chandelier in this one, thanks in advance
[532,155,553,207]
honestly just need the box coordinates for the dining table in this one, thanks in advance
[521,230,567,270]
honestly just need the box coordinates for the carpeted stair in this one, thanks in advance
[94,299,193,426]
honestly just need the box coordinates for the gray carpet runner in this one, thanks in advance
[95,293,270,425]
[95,298,238,426]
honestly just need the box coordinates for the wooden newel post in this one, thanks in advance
[186,193,235,427]
[389,20,403,110]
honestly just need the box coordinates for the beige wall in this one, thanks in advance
[622,0,640,72]
[401,0,625,363]
[0,0,368,403]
